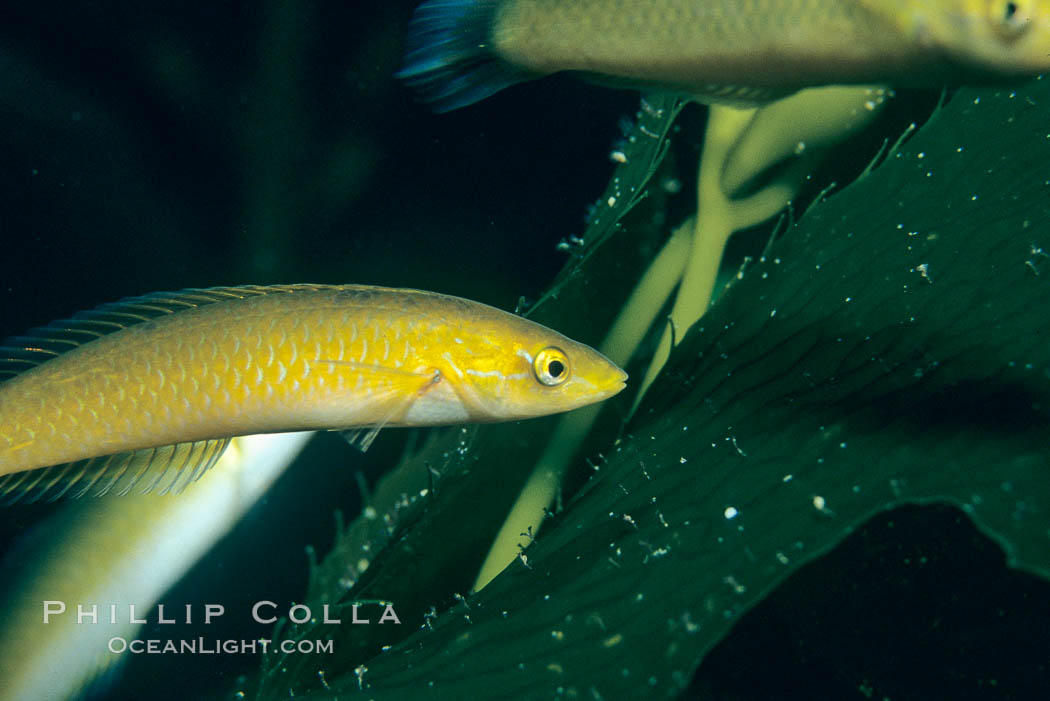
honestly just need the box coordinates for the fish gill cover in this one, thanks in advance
[250,81,1050,699]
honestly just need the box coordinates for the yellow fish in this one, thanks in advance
[0,284,625,503]
[399,0,1050,110]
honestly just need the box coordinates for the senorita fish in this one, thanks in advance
[0,284,626,503]
[399,0,1050,111]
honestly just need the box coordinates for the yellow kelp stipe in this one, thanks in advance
[476,85,889,590]
[634,85,891,406]
[475,225,691,588]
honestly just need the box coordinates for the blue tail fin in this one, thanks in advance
[397,0,531,112]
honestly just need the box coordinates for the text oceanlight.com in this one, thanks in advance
[108,637,334,655]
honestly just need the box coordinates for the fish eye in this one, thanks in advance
[533,347,570,386]
[990,0,1031,39]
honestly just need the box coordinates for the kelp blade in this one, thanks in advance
[258,83,1050,699]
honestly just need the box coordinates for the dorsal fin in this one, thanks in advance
[0,438,231,504]
[0,284,340,380]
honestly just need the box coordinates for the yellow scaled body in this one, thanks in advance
[0,285,625,501]
[400,0,1050,110]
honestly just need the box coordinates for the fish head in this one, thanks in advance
[922,0,1050,74]
[441,318,627,422]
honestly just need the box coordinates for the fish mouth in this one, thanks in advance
[605,369,628,397]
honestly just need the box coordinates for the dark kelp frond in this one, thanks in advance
[251,83,1050,699]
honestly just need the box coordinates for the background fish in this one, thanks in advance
[399,0,1050,111]
[0,284,625,503]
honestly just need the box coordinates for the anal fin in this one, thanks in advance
[0,438,231,505]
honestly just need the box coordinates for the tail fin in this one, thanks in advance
[397,0,532,112]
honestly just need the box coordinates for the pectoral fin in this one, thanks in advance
[325,364,442,452]
[0,438,231,505]
[339,427,385,453]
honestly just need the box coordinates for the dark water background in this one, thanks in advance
[0,2,636,699]
[1,3,1048,701]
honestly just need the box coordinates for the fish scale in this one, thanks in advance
[495,0,905,79]
[0,284,626,502]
